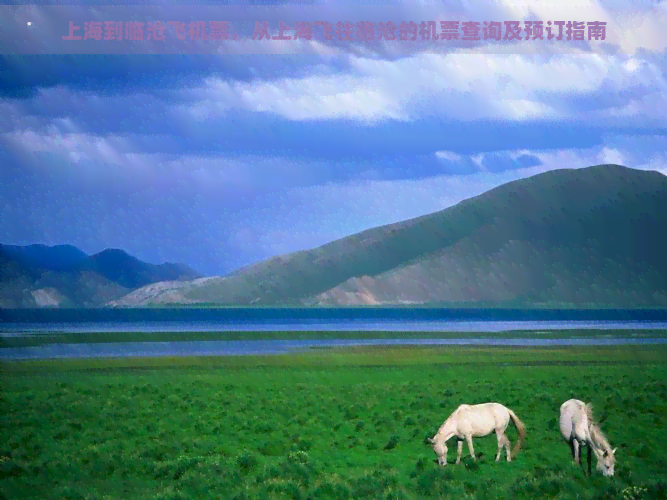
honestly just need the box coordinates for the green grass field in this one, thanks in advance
[2,345,667,500]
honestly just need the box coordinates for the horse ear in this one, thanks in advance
[427,437,435,444]
[612,448,617,455]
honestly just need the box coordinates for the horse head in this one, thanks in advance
[594,447,617,477]
[427,436,447,465]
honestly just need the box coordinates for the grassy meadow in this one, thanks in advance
[2,344,667,500]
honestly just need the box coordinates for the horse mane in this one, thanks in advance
[583,402,596,423]
[435,405,464,437]
[436,414,453,436]
[584,403,613,453]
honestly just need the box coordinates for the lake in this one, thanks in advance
[2,308,666,360]
[3,307,667,324]
[2,319,667,335]
[2,307,667,334]
[2,336,667,360]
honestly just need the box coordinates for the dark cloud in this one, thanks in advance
[481,152,543,173]
[1,54,356,99]
[3,1,666,275]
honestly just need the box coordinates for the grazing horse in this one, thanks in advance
[559,399,617,477]
[427,403,526,466]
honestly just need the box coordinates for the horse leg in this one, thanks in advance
[572,439,580,465]
[456,439,464,465]
[504,434,512,462]
[465,434,476,461]
[495,432,503,462]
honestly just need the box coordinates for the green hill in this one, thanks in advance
[114,164,666,307]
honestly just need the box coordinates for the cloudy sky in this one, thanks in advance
[2,0,667,276]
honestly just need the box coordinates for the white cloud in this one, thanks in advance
[208,0,666,57]
[471,154,485,169]
[6,128,129,166]
[3,125,376,193]
[367,0,667,57]
[197,0,667,58]
[4,9,665,129]
[434,151,462,161]
[597,147,625,165]
[184,49,666,124]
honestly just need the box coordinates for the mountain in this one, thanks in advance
[67,249,202,290]
[110,164,667,308]
[0,246,201,308]
[0,244,88,271]
[0,247,46,307]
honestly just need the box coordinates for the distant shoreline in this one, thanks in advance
[2,328,667,348]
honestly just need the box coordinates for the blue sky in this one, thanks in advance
[2,0,667,276]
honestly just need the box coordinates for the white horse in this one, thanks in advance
[427,403,526,466]
[559,399,617,477]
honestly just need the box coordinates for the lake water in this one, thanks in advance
[2,336,667,360]
[3,318,667,335]
[2,307,667,331]
[2,309,666,360]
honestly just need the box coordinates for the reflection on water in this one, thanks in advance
[2,337,667,360]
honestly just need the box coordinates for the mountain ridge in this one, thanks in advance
[109,164,667,308]
[0,245,201,308]
[0,243,88,271]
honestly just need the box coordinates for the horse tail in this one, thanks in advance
[508,408,526,458]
